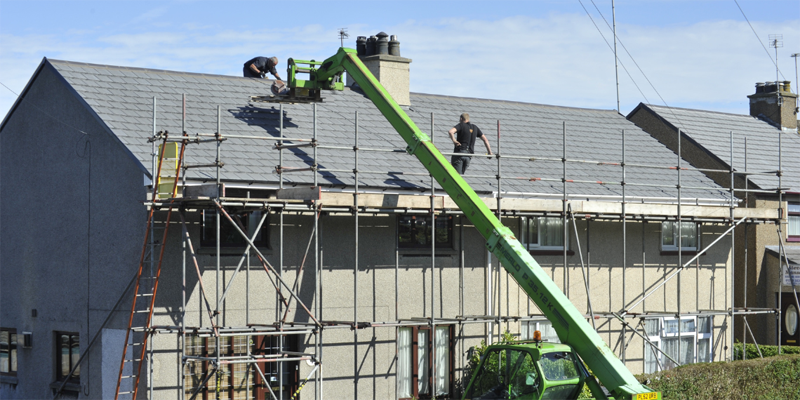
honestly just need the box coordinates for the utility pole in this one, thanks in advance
[612,0,620,113]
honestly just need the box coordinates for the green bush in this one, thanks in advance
[733,342,800,360]
[639,353,800,399]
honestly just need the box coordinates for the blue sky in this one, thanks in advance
[1,0,798,118]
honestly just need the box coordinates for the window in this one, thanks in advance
[397,325,454,399]
[661,221,698,251]
[521,217,566,251]
[55,332,79,383]
[397,215,453,249]
[202,209,269,248]
[643,316,712,374]
[1,328,17,376]
[521,320,560,343]
[184,334,298,399]
[788,203,800,242]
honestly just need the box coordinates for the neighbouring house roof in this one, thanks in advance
[32,58,728,202]
[765,245,800,265]
[629,104,800,194]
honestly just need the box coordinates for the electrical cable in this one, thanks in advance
[0,79,89,135]
[586,0,689,132]
[577,0,651,107]
[734,0,788,81]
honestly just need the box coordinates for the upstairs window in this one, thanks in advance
[661,221,698,251]
[202,209,269,249]
[789,203,799,241]
[521,217,566,251]
[397,215,453,249]
[0,328,17,376]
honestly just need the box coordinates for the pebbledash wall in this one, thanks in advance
[140,211,735,399]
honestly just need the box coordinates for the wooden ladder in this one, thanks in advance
[115,135,185,399]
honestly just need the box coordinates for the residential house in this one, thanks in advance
[627,80,800,348]
[1,46,774,399]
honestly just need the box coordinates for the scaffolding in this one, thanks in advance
[98,94,791,400]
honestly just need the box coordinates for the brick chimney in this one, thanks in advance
[747,81,798,132]
[347,33,412,106]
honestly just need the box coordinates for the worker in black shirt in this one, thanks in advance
[243,56,283,84]
[447,113,492,174]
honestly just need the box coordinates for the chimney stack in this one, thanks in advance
[747,80,798,132]
[347,32,412,106]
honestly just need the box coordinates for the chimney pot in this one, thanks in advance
[389,35,401,56]
[755,82,765,93]
[366,36,377,56]
[376,32,389,55]
[356,36,367,57]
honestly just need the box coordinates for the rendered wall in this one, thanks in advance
[143,210,733,399]
[0,64,147,399]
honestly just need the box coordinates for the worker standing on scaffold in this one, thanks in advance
[448,113,492,174]
[243,56,283,83]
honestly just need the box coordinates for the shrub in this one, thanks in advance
[733,341,800,360]
[639,353,800,399]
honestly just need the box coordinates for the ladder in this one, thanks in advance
[115,135,185,399]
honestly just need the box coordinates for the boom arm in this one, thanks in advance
[293,47,655,399]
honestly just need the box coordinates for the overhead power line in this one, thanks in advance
[734,0,787,81]
[577,0,650,107]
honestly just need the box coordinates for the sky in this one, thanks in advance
[0,0,798,120]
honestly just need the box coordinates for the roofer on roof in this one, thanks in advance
[447,113,492,175]
[243,56,283,83]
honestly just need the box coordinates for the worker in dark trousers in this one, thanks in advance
[447,113,492,174]
[243,56,283,84]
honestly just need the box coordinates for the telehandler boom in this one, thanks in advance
[278,47,659,400]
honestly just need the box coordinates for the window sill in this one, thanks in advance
[400,249,458,257]
[787,237,800,242]
[660,250,700,256]
[0,375,18,385]
[528,250,574,256]
[49,380,80,393]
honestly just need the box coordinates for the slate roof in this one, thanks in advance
[765,245,800,265]
[633,104,800,194]
[45,58,729,201]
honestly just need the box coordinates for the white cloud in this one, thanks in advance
[1,14,798,120]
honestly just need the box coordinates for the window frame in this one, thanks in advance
[788,202,800,242]
[184,334,298,400]
[397,214,454,251]
[520,320,560,343]
[643,316,712,374]
[55,331,80,384]
[397,325,455,400]
[201,209,270,250]
[520,216,568,252]
[0,328,17,377]
[660,221,699,252]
